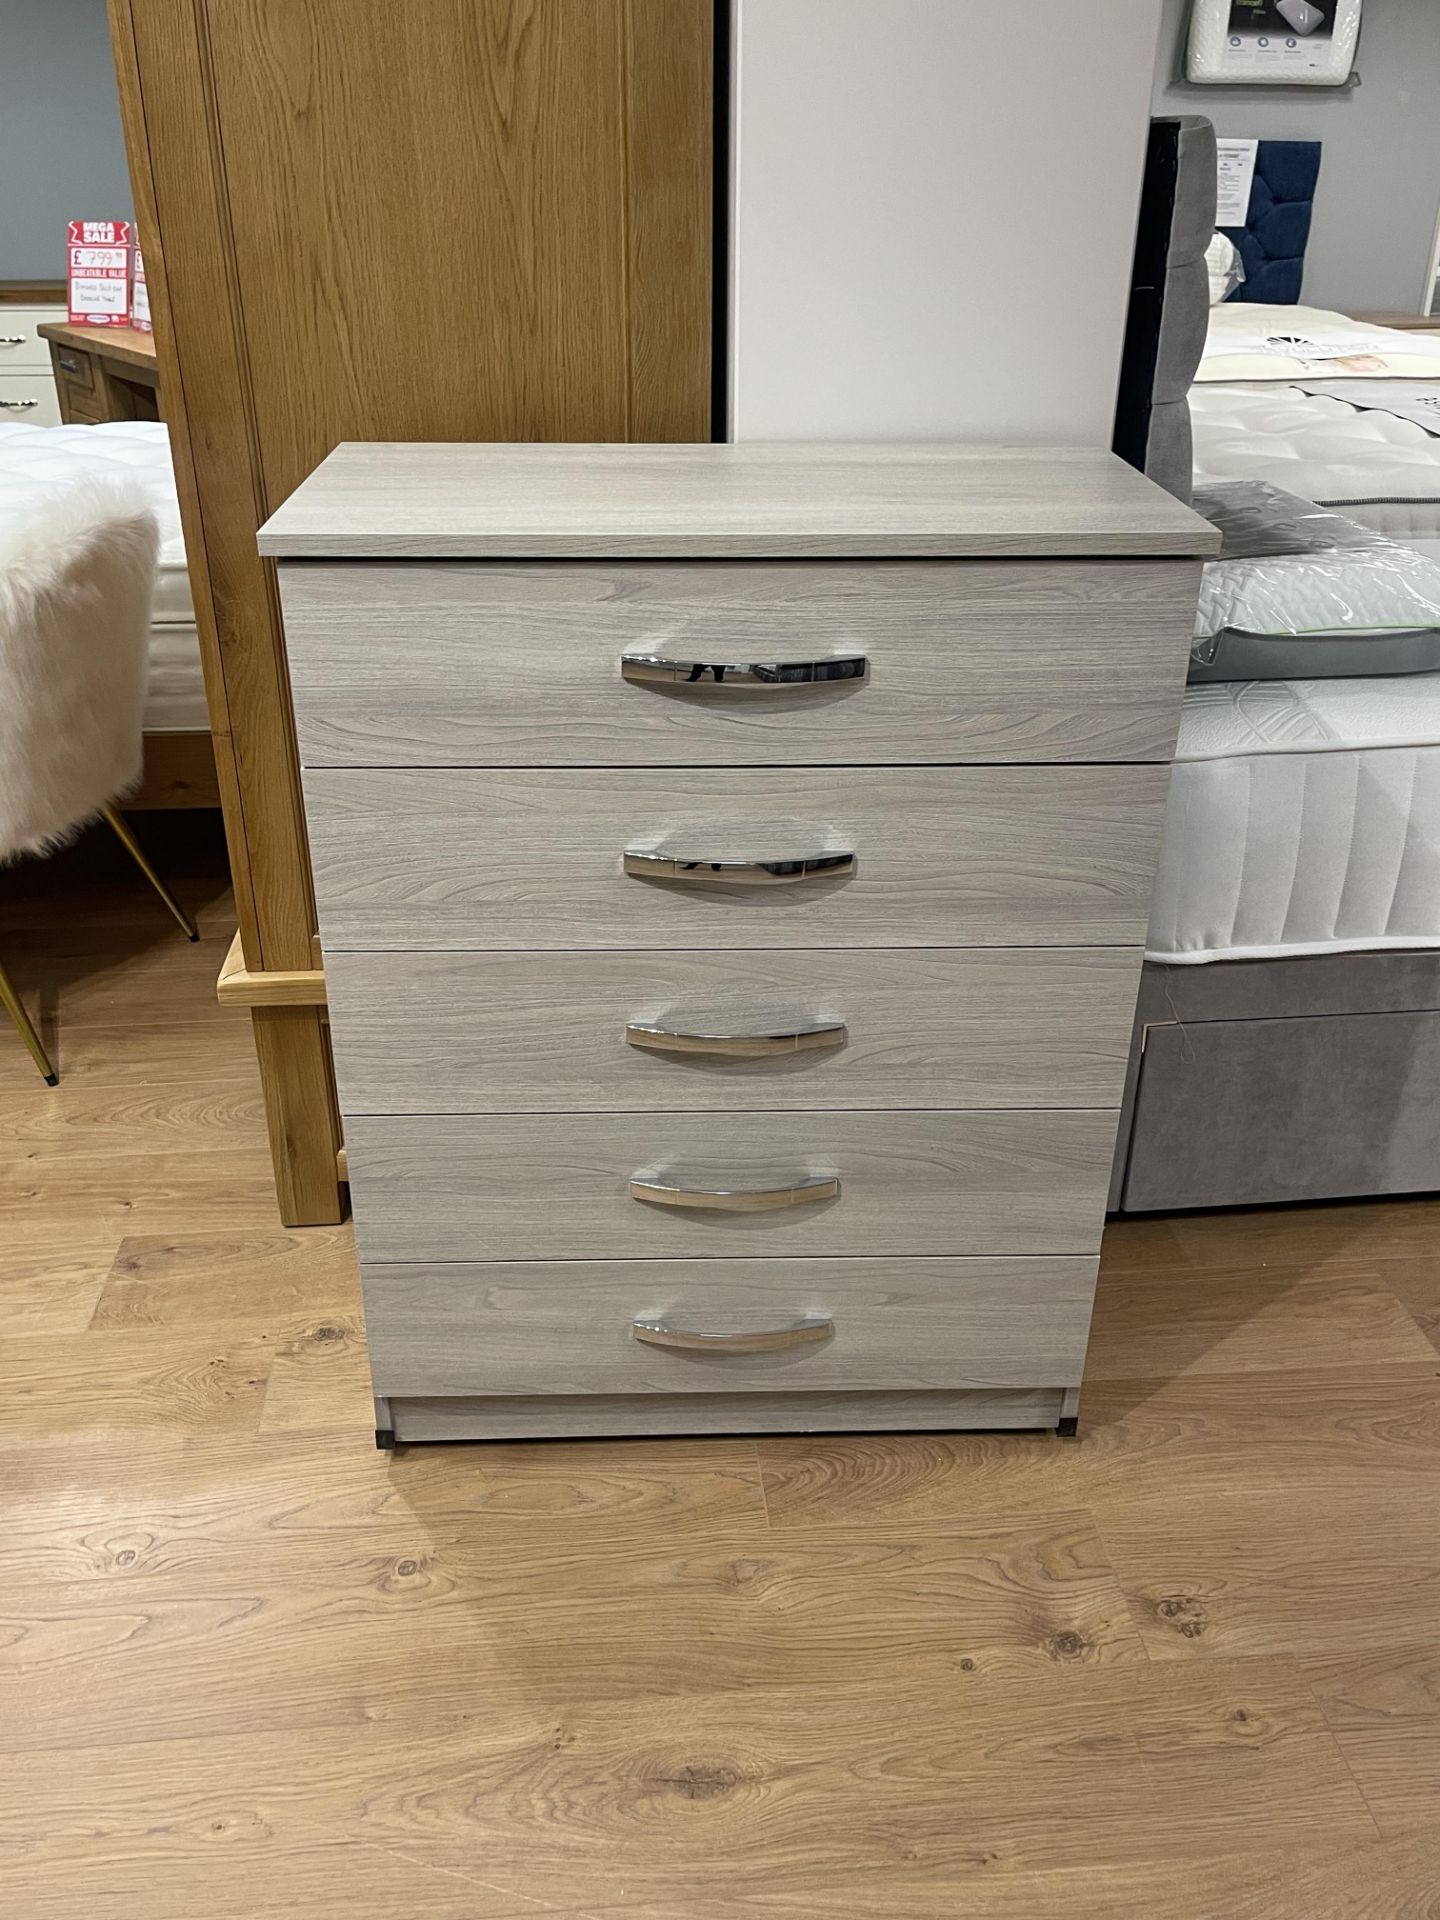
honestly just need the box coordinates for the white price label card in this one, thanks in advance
[1216,139,1259,226]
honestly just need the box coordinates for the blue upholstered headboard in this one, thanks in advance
[1221,140,1322,305]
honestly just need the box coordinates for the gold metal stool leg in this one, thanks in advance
[0,954,57,1085]
[100,805,200,942]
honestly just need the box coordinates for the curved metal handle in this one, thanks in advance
[57,354,83,372]
[632,1314,835,1354]
[624,851,854,887]
[626,1020,846,1058]
[630,1171,839,1211]
[622,654,867,690]
[0,335,28,346]
[0,399,39,410]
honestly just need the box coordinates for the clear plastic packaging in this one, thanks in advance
[1189,482,1440,681]
[1205,232,1245,306]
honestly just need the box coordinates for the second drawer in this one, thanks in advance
[345,1108,1119,1262]
[305,764,1170,949]
[326,947,1143,1112]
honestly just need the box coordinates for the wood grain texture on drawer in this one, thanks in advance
[305,765,1170,950]
[326,947,1143,1113]
[345,1109,1119,1262]
[280,558,1199,766]
[361,1255,1099,1397]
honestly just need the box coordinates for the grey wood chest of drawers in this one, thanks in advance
[260,442,1217,1446]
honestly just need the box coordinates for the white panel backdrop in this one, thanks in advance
[729,0,1165,442]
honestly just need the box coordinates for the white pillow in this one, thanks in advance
[1198,543,1440,640]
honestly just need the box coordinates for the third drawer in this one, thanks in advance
[326,946,1143,1112]
[344,1108,1119,1262]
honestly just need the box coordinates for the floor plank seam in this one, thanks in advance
[356,1835,608,1920]
[753,1437,775,1530]
[1084,1505,1159,1665]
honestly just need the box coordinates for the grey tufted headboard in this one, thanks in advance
[1113,116,1217,505]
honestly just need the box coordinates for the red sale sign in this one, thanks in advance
[67,219,133,326]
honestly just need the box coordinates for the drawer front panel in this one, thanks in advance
[362,1255,1099,1397]
[282,558,1198,767]
[306,765,1170,950]
[0,372,61,427]
[327,947,1143,1113]
[345,1109,1119,1262]
[0,308,63,370]
[50,342,96,391]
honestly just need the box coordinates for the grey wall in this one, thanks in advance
[1154,0,1440,312]
[0,0,133,281]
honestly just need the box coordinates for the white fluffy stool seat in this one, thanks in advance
[0,476,159,860]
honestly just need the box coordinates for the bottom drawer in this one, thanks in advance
[363,1256,1099,1397]
[346,1109,1120,1261]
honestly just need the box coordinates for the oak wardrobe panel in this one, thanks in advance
[107,0,714,1222]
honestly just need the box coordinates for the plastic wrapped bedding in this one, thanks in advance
[1147,676,1440,964]
[1189,483,1440,682]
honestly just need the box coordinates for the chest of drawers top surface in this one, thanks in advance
[258,441,1220,561]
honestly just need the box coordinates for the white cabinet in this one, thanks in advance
[0,307,65,426]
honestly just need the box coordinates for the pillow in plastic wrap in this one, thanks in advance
[1189,481,1440,683]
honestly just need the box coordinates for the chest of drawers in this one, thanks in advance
[261,442,1217,1447]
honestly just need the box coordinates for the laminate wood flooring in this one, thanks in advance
[3,816,1439,1917]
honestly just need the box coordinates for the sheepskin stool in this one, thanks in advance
[0,472,192,1084]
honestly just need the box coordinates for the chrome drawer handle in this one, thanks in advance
[624,851,854,886]
[0,335,27,346]
[621,654,867,690]
[633,1314,835,1354]
[626,1020,846,1058]
[0,399,39,410]
[629,1171,839,1211]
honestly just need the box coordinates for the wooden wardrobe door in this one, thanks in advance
[108,0,713,1224]
[202,0,710,499]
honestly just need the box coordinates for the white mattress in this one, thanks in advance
[1147,676,1440,964]
[1191,385,1440,540]
[0,420,206,730]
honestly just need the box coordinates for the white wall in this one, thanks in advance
[1153,0,1440,314]
[729,0,1164,442]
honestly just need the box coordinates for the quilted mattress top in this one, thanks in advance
[1177,674,1440,763]
[0,421,191,623]
[1191,386,1440,538]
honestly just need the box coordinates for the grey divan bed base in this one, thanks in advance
[1109,952,1440,1214]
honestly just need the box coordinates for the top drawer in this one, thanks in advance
[0,308,65,371]
[279,558,1199,767]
